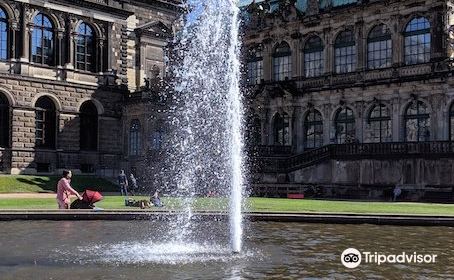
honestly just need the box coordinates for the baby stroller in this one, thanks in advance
[70,190,103,209]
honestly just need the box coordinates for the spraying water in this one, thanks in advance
[167,0,244,252]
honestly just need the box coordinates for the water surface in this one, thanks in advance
[0,221,452,279]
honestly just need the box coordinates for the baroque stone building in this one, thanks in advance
[0,0,179,176]
[242,0,454,200]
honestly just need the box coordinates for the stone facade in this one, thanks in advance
[0,0,179,176]
[242,0,454,200]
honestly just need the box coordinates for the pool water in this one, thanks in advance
[0,220,453,279]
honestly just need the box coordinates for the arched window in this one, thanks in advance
[35,97,56,149]
[76,22,95,72]
[450,103,454,141]
[150,121,165,151]
[367,104,391,143]
[334,30,356,74]
[304,36,324,77]
[404,101,430,142]
[273,42,292,81]
[273,112,290,145]
[31,13,54,66]
[246,45,263,85]
[80,101,98,151]
[404,17,431,65]
[0,8,8,60]
[304,109,323,149]
[367,24,392,69]
[0,93,9,147]
[129,119,141,156]
[334,107,355,144]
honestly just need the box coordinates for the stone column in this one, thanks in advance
[323,27,332,74]
[292,39,299,79]
[20,6,32,63]
[56,29,64,67]
[355,21,365,71]
[9,20,18,60]
[391,96,401,142]
[262,41,272,81]
[307,0,319,16]
[323,104,331,145]
[98,38,105,73]
[391,15,402,66]
[66,31,75,69]
[294,106,305,152]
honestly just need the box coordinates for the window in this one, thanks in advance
[273,112,290,145]
[35,97,56,149]
[80,101,98,151]
[367,24,392,69]
[246,46,263,85]
[150,121,165,151]
[304,109,323,149]
[273,42,292,81]
[404,101,430,142]
[334,107,355,144]
[0,93,9,147]
[404,17,431,65]
[129,119,141,156]
[0,8,8,60]
[367,104,391,143]
[304,36,324,77]
[450,103,454,141]
[31,14,54,66]
[76,22,95,72]
[334,30,356,74]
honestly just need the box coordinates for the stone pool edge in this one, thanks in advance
[0,211,453,226]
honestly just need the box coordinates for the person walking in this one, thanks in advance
[118,170,129,197]
[130,173,138,195]
[56,170,82,209]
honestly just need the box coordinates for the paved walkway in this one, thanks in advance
[0,193,56,198]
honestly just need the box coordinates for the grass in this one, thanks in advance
[0,175,117,193]
[0,196,454,216]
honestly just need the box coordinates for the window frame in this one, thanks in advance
[334,107,356,144]
[31,13,55,66]
[273,112,290,146]
[304,109,323,149]
[129,119,141,156]
[334,30,356,74]
[403,17,431,65]
[272,42,292,82]
[367,104,392,143]
[79,101,98,151]
[367,24,392,70]
[35,97,56,149]
[246,45,263,85]
[0,8,8,60]
[75,22,96,72]
[404,100,430,142]
[304,36,324,78]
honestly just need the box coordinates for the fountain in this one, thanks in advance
[166,0,245,253]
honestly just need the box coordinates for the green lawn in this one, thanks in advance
[0,175,117,193]
[0,196,454,216]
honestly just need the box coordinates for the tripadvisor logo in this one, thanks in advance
[341,248,437,268]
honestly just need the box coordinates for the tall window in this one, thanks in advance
[150,121,165,151]
[273,42,292,81]
[0,8,8,60]
[367,24,392,69]
[334,107,355,144]
[246,45,263,85]
[76,22,95,72]
[31,14,54,66]
[304,109,323,149]
[304,36,324,78]
[35,97,56,149]
[273,112,290,145]
[129,119,141,156]
[404,101,430,142]
[450,104,454,141]
[367,104,391,143]
[80,101,98,151]
[0,93,9,147]
[334,30,356,74]
[404,17,431,65]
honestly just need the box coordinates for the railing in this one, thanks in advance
[253,145,293,157]
[256,141,454,173]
